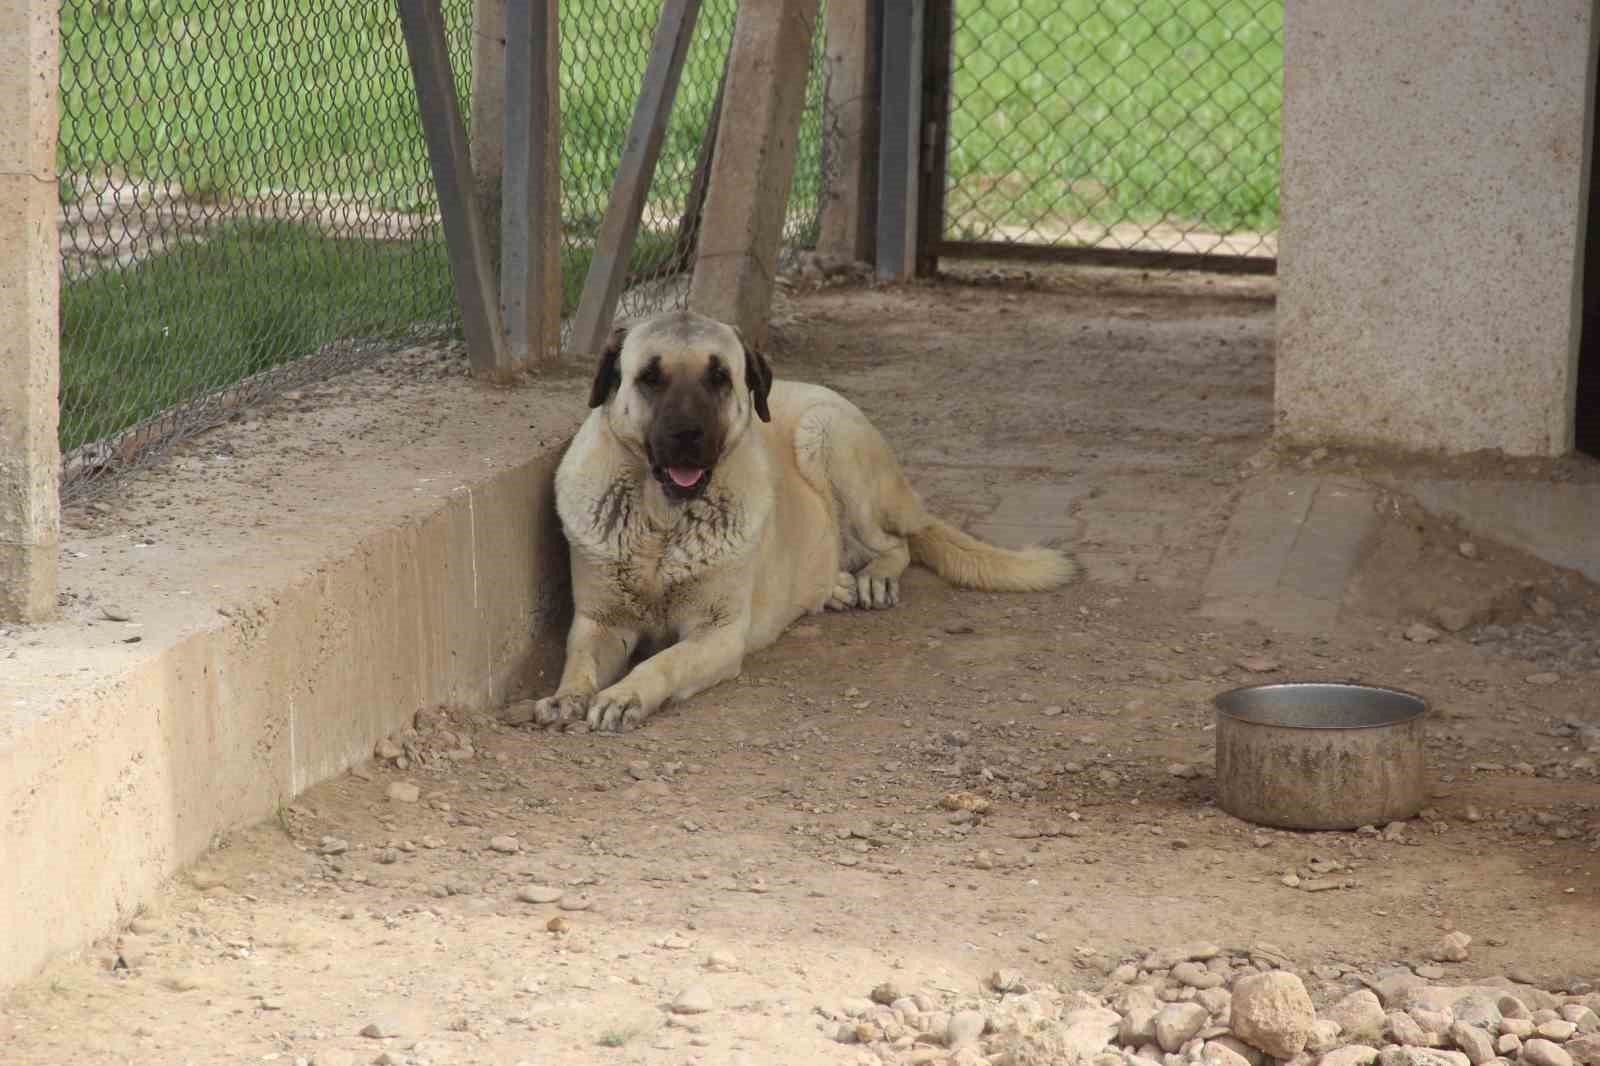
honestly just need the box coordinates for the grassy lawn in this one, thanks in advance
[947,0,1282,237]
[55,0,1276,456]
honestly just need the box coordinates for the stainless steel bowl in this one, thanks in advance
[1214,682,1429,830]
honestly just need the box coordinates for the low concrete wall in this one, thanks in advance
[0,360,582,989]
[1276,0,1595,457]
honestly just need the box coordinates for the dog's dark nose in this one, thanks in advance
[671,425,703,448]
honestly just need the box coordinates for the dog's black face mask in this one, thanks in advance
[639,354,730,502]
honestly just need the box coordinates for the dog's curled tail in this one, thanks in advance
[908,518,1078,592]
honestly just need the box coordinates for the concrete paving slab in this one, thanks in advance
[1199,476,1378,634]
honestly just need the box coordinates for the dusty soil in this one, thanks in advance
[4,269,1598,1066]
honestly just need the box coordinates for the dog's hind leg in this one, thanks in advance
[795,400,925,612]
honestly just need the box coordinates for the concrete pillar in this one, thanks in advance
[471,0,507,265]
[688,0,821,347]
[1276,1,1595,457]
[0,0,60,622]
[815,2,878,264]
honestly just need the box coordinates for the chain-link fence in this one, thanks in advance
[939,0,1281,264]
[57,0,831,498]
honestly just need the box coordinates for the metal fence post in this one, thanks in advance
[398,0,514,381]
[875,0,924,282]
[0,0,61,622]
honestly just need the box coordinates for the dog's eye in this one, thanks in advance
[704,362,731,389]
[635,364,664,390]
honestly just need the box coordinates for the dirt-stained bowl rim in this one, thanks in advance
[1213,681,1429,731]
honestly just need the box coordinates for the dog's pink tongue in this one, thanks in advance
[666,466,704,488]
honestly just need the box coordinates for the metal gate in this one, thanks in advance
[918,0,1283,273]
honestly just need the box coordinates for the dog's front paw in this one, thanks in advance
[532,692,589,728]
[855,574,899,610]
[825,570,858,611]
[585,685,653,734]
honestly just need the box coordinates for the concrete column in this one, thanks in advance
[0,0,60,622]
[471,0,507,265]
[689,0,821,347]
[1276,1,1595,457]
[815,1,878,264]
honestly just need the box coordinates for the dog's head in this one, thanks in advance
[587,310,774,503]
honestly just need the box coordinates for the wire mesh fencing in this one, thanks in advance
[941,0,1281,263]
[57,0,833,498]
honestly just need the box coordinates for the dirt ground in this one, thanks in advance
[4,269,1598,1066]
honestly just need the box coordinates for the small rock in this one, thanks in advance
[1559,1006,1598,1030]
[1405,623,1441,644]
[488,835,519,853]
[516,885,563,904]
[1308,1020,1342,1054]
[705,950,737,971]
[1504,1020,1538,1039]
[1498,1035,1523,1057]
[1526,673,1561,687]
[1156,1003,1211,1053]
[1390,1012,1435,1046]
[1541,1022,1580,1042]
[1451,1021,1496,1064]
[671,984,713,1015]
[387,782,420,804]
[375,738,403,760]
[1123,1008,1160,1046]
[101,604,132,622]
[1204,1041,1253,1066]
[557,894,593,911]
[1327,990,1389,1044]
[360,1020,401,1039]
[1235,655,1280,673]
[319,837,349,856]
[1168,763,1201,780]
[546,916,569,934]
[498,699,536,725]
[1458,541,1478,559]
[1377,1051,1469,1066]
[1172,961,1225,989]
[1500,998,1533,1022]
[946,1009,987,1048]
[1523,1040,1575,1066]
[1564,1035,1600,1065]
[1430,931,1472,963]
[1434,606,1476,633]
[1417,965,1447,980]
[1231,971,1316,1058]
[1322,1048,1380,1066]
[871,981,903,1005]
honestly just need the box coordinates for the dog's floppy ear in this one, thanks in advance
[742,342,773,423]
[588,326,628,408]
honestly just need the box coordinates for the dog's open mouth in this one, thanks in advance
[654,464,710,500]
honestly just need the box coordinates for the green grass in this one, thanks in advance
[947,0,1282,236]
[59,221,455,450]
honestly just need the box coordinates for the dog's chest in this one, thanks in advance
[564,481,753,621]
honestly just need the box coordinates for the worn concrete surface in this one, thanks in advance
[1277,0,1592,456]
[1400,478,1600,584]
[0,352,584,989]
[1200,477,1380,635]
[0,0,61,621]
[688,0,821,345]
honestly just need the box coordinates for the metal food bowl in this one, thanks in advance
[1214,682,1429,831]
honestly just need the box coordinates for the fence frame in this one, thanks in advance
[911,0,1278,278]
